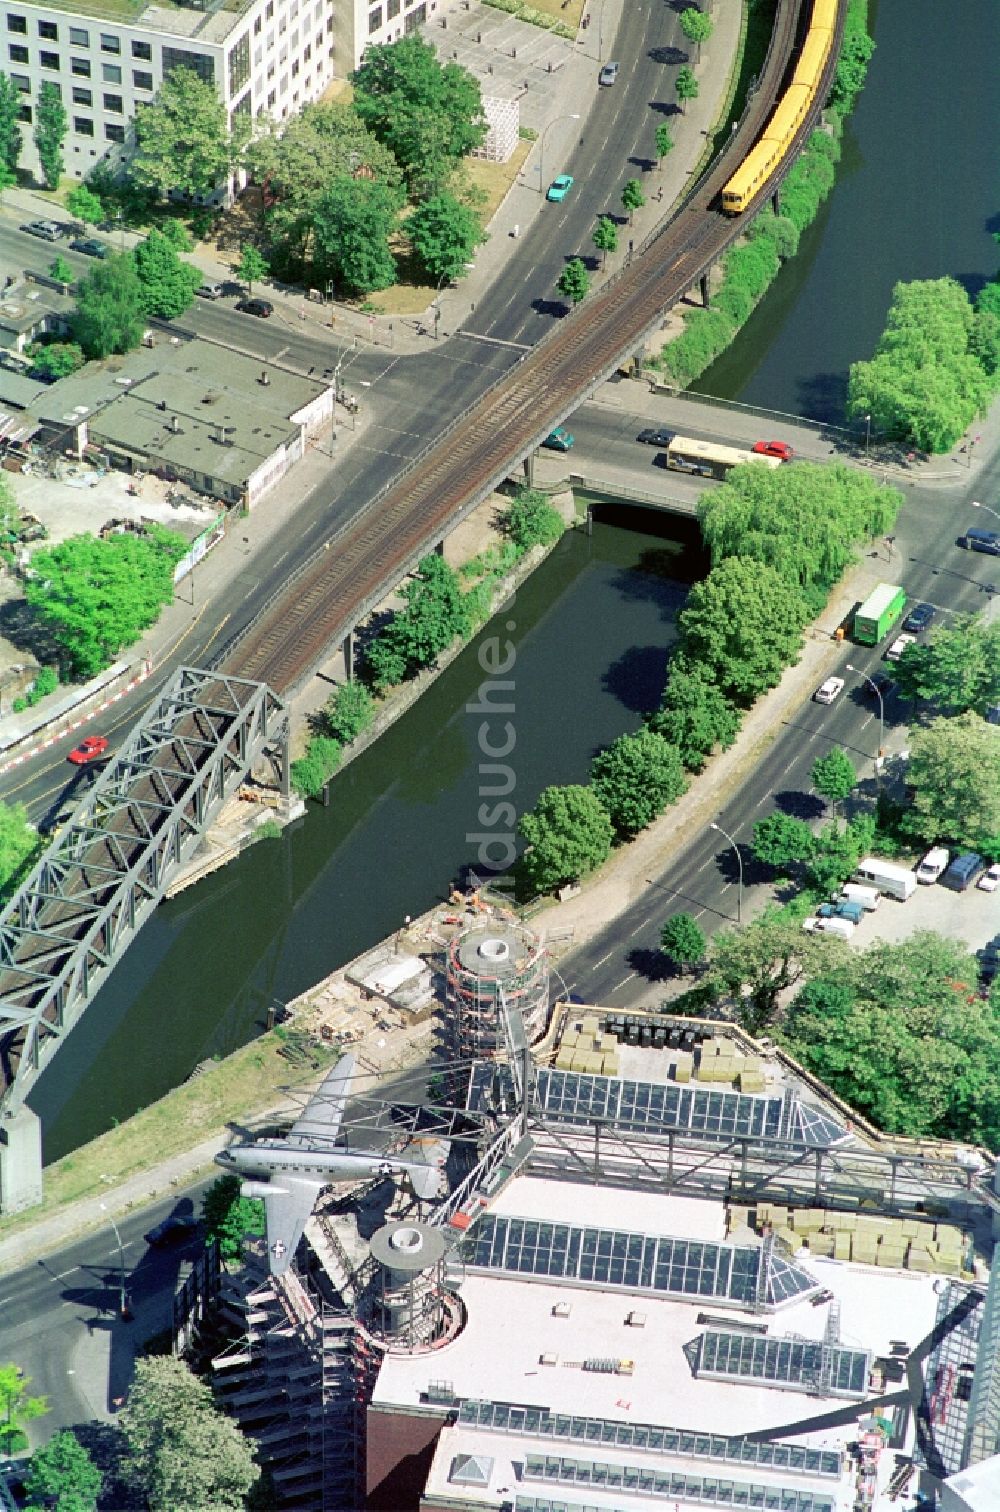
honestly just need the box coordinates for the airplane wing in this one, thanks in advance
[286,1052,356,1149]
[262,1176,326,1276]
[400,1137,450,1201]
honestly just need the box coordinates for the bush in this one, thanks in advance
[661,306,735,385]
[503,488,564,551]
[290,735,341,798]
[325,680,374,744]
[27,341,85,381]
[749,210,800,261]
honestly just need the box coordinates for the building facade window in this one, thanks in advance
[227,32,250,96]
[132,69,152,90]
[404,4,426,30]
[10,72,28,91]
[74,115,93,135]
[103,92,123,112]
[37,19,57,39]
[7,43,28,62]
[69,25,88,46]
[131,39,152,60]
[39,50,59,68]
[386,0,400,17]
[99,33,120,54]
[101,62,121,83]
[72,85,92,105]
[71,57,90,76]
[6,14,26,33]
[16,102,29,121]
[368,6,382,33]
[161,47,213,85]
[105,122,125,142]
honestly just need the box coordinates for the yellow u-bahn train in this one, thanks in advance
[721,0,838,215]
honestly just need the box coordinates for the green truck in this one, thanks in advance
[854,583,906,645]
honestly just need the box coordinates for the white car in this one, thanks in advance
[978,863,1000,893]
[813,676,845,705]
[885,633,916,662]
[916,847,950,884]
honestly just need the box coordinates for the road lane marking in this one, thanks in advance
[592,950,615,968]
[610,973,636,993]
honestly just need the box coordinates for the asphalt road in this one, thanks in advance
[0,1181,212,1438]
[556,457,1000,1008]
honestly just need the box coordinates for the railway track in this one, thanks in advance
[220,0,851,698]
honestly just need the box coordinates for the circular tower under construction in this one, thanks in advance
[365,1219,463,1351]
[445,922,549,1058]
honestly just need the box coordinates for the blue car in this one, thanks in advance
[817,899,865,925]
[543,426,574,452]
[546,174,574,203]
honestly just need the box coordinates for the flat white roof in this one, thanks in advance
[488,1176,729,1240]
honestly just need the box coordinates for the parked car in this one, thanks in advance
[940,851,985,892]
[903,600,936,633]
[817,899,865,925]
[21,219,62,241]
[236,298,273,318]
[546,174,574,203]
[196,281,225,299]
[802,915,855,938]
[599,61,620,86]
[885,633,916,662]
[67,734,109,765]
[960,527,1000,555]
[637,427,673,447]
[978,863,1000,893]
[813,676,845,705]
[543,426,574,452]
[145,1214,199,1246]
[69,237,107,259]
[752,439,794,461]
[916,847,950,884]
[977,935,1000,983]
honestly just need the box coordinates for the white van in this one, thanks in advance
[916,847,950,884]
[803,916,855,939]
[854,857,918,901]
[841,883,880,911]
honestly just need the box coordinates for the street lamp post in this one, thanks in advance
[100,1202,128,1318]
[846,663,884,781]
[538,113,581,195]
[709,821,743,924]
[864,413,871,458]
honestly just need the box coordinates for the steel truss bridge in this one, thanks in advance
[0,667,288,1111]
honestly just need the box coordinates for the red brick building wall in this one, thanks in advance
[366,1403,450,1510]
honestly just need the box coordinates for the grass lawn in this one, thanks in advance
[0,1031,335,1245]
[523,0,583,24]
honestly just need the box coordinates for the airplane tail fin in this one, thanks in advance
[405,1137,450,1201]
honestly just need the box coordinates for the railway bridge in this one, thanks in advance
[217,0,845,696]
[0,667,288,1211]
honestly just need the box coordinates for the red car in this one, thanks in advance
[67,734,109,765]
[753,439,794,461]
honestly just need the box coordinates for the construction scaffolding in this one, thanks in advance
[444,922,549,1059]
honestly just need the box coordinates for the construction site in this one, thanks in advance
[179,896,1000,1512]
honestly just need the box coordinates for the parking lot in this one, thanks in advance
[833,866,999,958]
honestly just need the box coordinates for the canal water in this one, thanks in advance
[695,0,1000,421]
[37,512,704,1161]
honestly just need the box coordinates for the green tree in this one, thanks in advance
[906,712,1000,848]
[556,257,590,306]
[27,341,85,381]
[133,67,240,201]
[312,174,398,295]
[675,66,699,113]
[33,80,66,189]
[0,159,15,201]
[621,178,645,225]
[654,122,673,172]
[24,1428,102,1512]
[24,529,186,680]
[592,214,618,268]
[503,487,564,551]
[707,907,847,1036]
[407,192,484,283]
[804,813,875,896]
[892,615,1000,715]
[811,748,856,819]
[201,1174,265,1262]
[679,8,713,62]
[66,183,104,225]
[0,72,22,173]
[782,932,1000,1144]
[519,784,613,895]
[133,229,201,319]
[159,216,193,251]
[751,812,815,872]
[591,729,687,839]
[649,658,741,772]
[0,1363,47,1455]
[49,254,74,287]
[660,912,706,974]
[396,553,470,665]
[72,252,147,360]
[0,803,40,899]
[351,35,486,197]
[828,0,875,114]
[324,680,374,743]
[120,1356,259,1510]
[676,557,808,706]
[236,244,270,294]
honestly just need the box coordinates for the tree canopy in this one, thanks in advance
[782,932,1000,1145]
[33,81,66,190]
[557,257,590,306]
[519,784,613,895]
[0,802,41,900]
[706,907,847,1036]
[120,1356,259,1510]
[133,229,201,319]
[366,554,471,690]
[312,174,400,295]
[0,1363,47,1454]
[133,67,240,201]
[593,215,618,267]
[676,556,808,706]
[24,528,187,680]
[352,35,486,197]
[621,179,645,224]
[892,614,1000,715]
[660,912,706,973]
[649,657,741,773]
[66,183,104,225]
[675,66,699,112]
[502,488,564,551]
[679,8,713,59]
[591,729,687,839]
[406,192,484,283]
[811,749,856,818]
[751,812,815,872]
[905,712,1000,848]
[0,72,22,173]
[201,1174,264,1262]
[71,252,147,360]
[24,1428,102,1512]
[828,0,876,113]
